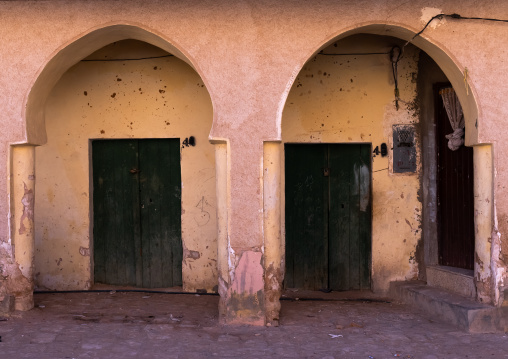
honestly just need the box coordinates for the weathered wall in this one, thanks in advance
[282,35,422,293]
[1,0,507,321]
[34,40,216,292]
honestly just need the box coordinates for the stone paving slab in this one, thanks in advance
[0,292,507,358]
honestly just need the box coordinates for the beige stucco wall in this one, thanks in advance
[34,40,216,291]
[1,0,507,320]
[282,35,422,292]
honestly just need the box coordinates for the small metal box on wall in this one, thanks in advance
[393,124,416,173]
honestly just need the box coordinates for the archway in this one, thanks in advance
[13,24,217,309]
[276,24,493,304]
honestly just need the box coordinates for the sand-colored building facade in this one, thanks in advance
[0,0,507,325]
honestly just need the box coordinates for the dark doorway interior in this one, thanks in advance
[435,84,475,270]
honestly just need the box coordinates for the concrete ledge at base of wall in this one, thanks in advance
[0,295,15,315]
[389,281,508,333]
[426,265,476,299]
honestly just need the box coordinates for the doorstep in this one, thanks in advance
[390,281,508,333]
[426,265,475,299]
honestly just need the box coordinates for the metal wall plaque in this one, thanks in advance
[393,124,416,173]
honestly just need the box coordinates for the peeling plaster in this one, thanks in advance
[79,246,90,256]
[420,8,446,29]
[264,263,281,323]
[227,239,236,284]
[18,183,34,235]
[6,192,12,246]
[0,245,32,312]
[491,224,505,305]
[226,250,265,325]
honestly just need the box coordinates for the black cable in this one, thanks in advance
[393,12,508,109]
[81,14,507,62]
[447,13,508,23]
[81,54,173,62]
[403,13,445,48]
[390,46,402,110]
[403,13,508,51]
[318,51,389,56]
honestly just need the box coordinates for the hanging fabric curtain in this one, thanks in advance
[439,87,465,151]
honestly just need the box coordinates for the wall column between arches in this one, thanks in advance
[473,144,494,303]
[212,138,267,325]
[10,145,36,311]
[213,141,230,321]
[263,141,282,326]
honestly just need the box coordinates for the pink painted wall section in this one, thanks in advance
[226,251,265,325]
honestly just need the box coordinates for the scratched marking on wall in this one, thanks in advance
[194,196,212,226]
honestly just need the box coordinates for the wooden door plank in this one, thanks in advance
[114,140,139,286]
[167,139,183,286]
[139,140,162,288]
[358,145,372,289]
[328,144,371,290]
[328,145,352,290]
[133,140,143,287]
[153,138,182,287]
[93,140,139,286]
[285,144,328,290]
[92,140,109,285]
[348,145,362,290]
[138,139,182,288]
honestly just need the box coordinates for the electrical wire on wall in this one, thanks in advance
[402,13,508,55]
[390,13,508,109]
[390,46,402,110]
[318,14,508,110]
[81,54,173,62]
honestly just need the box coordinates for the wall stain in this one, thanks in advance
[187,250,201,260]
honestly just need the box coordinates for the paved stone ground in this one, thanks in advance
[0,290,507,359]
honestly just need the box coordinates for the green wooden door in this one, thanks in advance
[93,139,182,288]
[285,144,371,291]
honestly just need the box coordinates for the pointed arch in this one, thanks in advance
[24,23,213,145]
[276,23,494,303]
[277,23,480,146]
